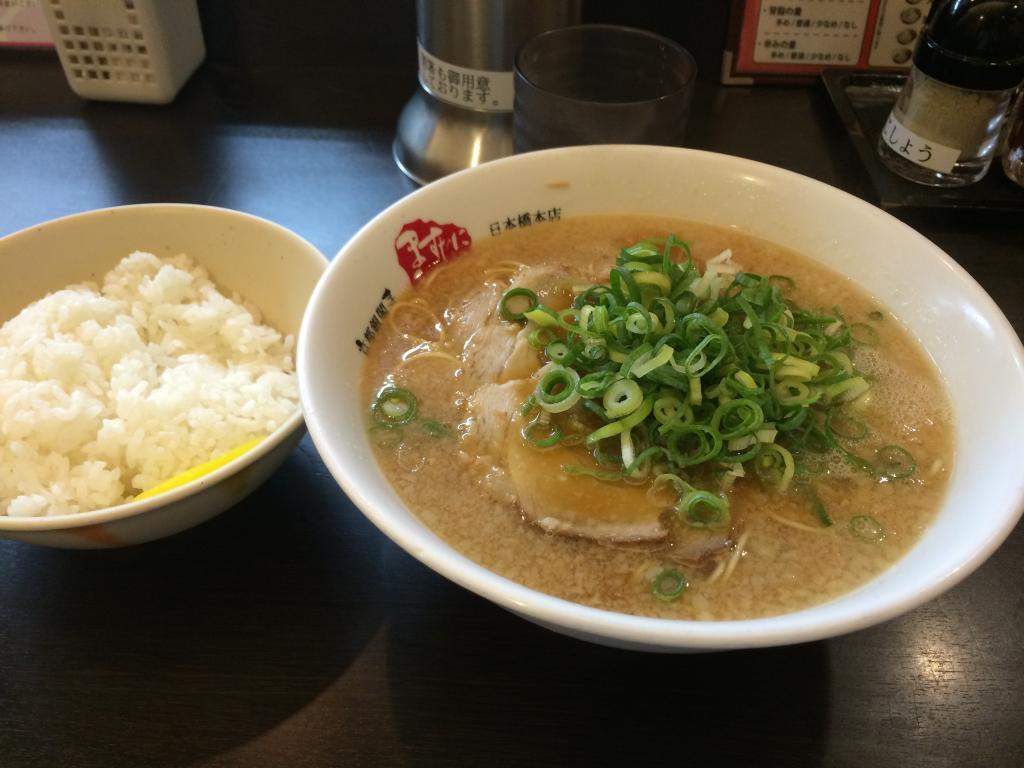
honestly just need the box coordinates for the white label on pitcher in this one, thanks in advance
[881,113,961,173]
[417,43,513,112]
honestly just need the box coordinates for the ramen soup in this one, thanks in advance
[363,215,953,620]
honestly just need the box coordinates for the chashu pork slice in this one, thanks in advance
[445,283,502,349]
[460,325,539,391]
[505,436,669,543]
[463,379,530,453]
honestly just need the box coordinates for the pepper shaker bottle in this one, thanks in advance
[877,0,1024,187]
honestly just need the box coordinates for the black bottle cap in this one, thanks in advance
[914,0,1024,90]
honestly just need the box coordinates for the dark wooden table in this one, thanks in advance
[2,55,1023,768]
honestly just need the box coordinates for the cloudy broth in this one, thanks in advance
[362,216,953,620]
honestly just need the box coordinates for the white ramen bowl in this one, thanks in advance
[299,145,1024,651]
[0,204,327,549]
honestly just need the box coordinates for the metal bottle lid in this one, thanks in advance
[914,0,1024,90]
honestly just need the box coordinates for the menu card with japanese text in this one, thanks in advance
[0,0,52,47]
[724,0,933,84]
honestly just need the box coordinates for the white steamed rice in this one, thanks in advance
[0,251,298,517]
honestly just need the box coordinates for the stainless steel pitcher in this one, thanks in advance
[393,0,581,184]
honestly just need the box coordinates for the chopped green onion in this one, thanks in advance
[772,354,821,381]
[653,472,691,496]
[874,445,916,479]
[808,487,832,527]
[634,271,672,293]
[619,343,653,378]
[561,464,623,482]
[499,287,539,322]
[577,371,619,398]
[523,419,562,448]
[774,379,818,406]
[755,443,795,492]
[664,425,723,467]
[829,351,855,376]
[727,434,756,451]
[523,306,558,327]
[501,235,887,538]
[653,395,691,426]
[371,387,418,427]
[677,490,730,529]
[734,370,757,390]
[769,274,795,292]
[623,446,669,477]
[867,310,885,321]
[630,344,675,378]
[712,398,764,440]
[688,376,702,406]
[603,379,643,418]
[535,365,581,413]
[828,412,868,440]
[527,327,554,348]
[557,307,587,335]
[519,394,538,418]
[546,339,576,364]
[849,322,880,346]
[419,419,451,438]
[619,395,654,431]
[849,515,885,542]
[651,568,688,602]
[823,376,869,403]
[709,307,730,327]
[591,440,624,467]
[683,333,729,377]
[838,445,878,476]
[585,419,625,446]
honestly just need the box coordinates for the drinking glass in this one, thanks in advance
[513,25,697,153]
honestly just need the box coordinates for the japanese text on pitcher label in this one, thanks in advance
[882,113,960,173]
[417,43,514,112]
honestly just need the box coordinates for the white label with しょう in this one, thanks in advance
[881,113,961,173]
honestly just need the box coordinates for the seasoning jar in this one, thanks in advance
[1000,89,1024,186]
[877,0,1024,187]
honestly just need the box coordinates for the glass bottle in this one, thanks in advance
[878,0,1024,187]
[1000,89,1024,187]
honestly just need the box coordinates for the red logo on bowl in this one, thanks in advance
[394,219,471,284]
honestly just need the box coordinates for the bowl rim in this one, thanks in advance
[0,202,328,531]
[299,145,1024,649]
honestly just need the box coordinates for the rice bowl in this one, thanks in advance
[0,204,327,548]
[1,250,298,517]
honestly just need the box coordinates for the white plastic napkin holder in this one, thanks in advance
[40,0,205,104]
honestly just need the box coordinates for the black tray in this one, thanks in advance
[821,70,1024,212]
